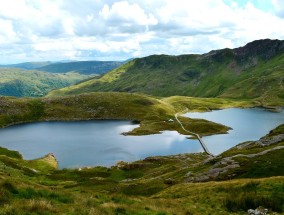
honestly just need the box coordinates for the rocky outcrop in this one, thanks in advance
[116,161,147,170]
[185,132,284,182]
[248,207,268,215]
[40,153,58,169]
[186,159,240,182]
[236,134,284,149]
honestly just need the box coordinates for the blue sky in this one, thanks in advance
[0,0,283,64]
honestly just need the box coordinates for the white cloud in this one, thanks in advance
[100,1,157,26]
[272,0,284,17]
[0,19,17,44]
[0,0,284,63]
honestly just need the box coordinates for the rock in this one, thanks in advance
[121,178,138,183]
[116,161,128,169]
[248,209,255,215]
[116,161,146,170]
[164,178,174,185]
[247,207,268,215]
[236,134,284,149]
[39,153,58,169]
[144,156,163,162]
[185,171,193,177]
[186,163,240,182]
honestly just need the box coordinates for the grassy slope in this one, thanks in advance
[0,125,283,214]
[0,68,94,97]
[48,40,284,106]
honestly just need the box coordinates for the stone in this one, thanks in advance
[185,171,193,177]
[164,178,174,185]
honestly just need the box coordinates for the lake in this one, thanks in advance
[0,120,202,168]
[183,108,284,154]
[0,108,283,168]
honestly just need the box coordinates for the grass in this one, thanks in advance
[0,85,283,214]
[47,40,284,106]
[1,92,253,136]
[38,60,123,75]
[0,147,22,159]
[0,68,94,97]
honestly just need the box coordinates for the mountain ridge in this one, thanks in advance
[37,60,124,75]
[48,39,284,105]
[0,60,125,75]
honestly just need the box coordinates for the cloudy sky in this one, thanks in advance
[0,0,284,63]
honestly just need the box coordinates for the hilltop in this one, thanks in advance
[49,39,284,106]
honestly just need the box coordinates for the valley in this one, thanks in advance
[0,39,283,214]
[0,68,94,97]
[0,60,124,97]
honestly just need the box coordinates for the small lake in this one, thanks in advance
[0,108,283,168]
[0,121,203,168]
[183,108,284,154]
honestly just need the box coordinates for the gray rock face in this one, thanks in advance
[236,134,284,149]
[248,207,268,215]
[186,163,240,182]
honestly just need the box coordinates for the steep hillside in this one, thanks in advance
[0,68,93,97]
[38,60,124,75]
[49,39,284,105]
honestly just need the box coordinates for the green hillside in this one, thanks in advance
[38,60,124,75]
[49,39,284,105]
[2,92,254,136]
[0,68,93,97]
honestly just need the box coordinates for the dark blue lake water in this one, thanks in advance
[0,108,282,168]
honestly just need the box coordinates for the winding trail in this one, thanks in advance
[175,110,214,156]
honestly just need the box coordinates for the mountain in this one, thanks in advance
[0,68,93,97]
[0,60,125,75]
[37,60,124,75]
[0,61,52,70]
[48,39,284,104]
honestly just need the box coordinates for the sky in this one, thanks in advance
[0,0,284,64]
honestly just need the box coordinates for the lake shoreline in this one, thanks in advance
[0,107,283,169]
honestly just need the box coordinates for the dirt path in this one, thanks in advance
[175,111,214,156]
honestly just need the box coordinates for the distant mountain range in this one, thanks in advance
[49,39,284,104]
[0,68,93,97]
[37,61,124,75]
[0,60,125,75]
[0,62,52,70]
[0,60,125,97]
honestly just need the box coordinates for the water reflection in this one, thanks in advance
[1,108,282,168]
[184,108,284,154]
[0,121,202,168]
